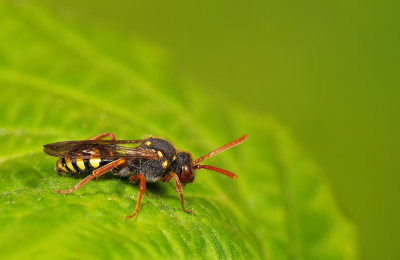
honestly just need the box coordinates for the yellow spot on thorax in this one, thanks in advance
[162,160,168,168]
[172,155,176,161]
[145,141,151,146]
[157,151,164,158]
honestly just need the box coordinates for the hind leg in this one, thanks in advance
[56,158,127,194]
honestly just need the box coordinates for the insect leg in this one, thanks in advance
[162,173,192,214]
[126,174,146,219]
[55,158,127,194]
[87,132,116,140]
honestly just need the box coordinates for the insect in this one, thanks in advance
[43,132,247,218]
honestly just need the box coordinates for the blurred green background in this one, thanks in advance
[2,0,399,259]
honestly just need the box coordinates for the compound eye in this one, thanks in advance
[181,165,192,183]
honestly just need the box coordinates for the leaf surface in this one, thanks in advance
[0,2,357,259]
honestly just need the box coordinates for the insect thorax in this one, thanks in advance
[124,137,177,182]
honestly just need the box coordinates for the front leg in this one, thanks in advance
[162,173,192,214]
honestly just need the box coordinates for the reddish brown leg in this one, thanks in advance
[126,174,146,219]
[55,158,127,194]
[87,132,116,140]
[162,173,192,214]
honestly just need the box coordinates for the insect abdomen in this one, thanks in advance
[56,157,112,174]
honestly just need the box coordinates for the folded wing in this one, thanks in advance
[43,140,157,159]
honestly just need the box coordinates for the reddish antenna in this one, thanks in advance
[194,134,247,179]
[195,134,247,164]
[193,164,238,179]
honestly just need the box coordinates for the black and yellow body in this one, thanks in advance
[43,132,247,218]
[50,137,192,183]
[56,157,113,175]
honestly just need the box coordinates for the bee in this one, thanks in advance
[43,132,247,218]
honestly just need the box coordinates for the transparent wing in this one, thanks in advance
[43,140,157,159]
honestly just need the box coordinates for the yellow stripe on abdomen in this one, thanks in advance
[76,158,86,170]
[65,158,77,172]
[57,158,68,172]
[90,158,101,168]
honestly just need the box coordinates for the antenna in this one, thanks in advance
[193,134,247,179]
[193,164,238,179]
[195,134,247,164]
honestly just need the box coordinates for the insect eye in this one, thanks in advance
[181,165,192,183]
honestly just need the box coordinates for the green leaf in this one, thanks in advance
[0,2,358,259]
